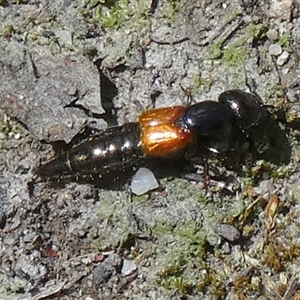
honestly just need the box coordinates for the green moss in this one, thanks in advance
[223,45,247,66]
[97,3,125,30]
[196,192,212,205]
[95,196,137,248]
[233,273,261,295]
[263,242,284,272]
[157,255,186,279]
[0,117,23,139]
[160,178,207,203]
[97,198,115,219]
[5,277,28,293]
[82,45,98,58]
[162,0,187,21]
[86,0,106,9]
[264,84,287,104]
[176,221,201,241]
[242,159,292,188]
[175,221,208,259]
[196,266,227,297]
[208,38,247,66]
[286,110,299,123]
[2,24,15,39]
[165,276,196,294]
[270,166,293,181]
[157,254,197,294]
[225,8,242,23]
[151,223,175,236]
[83,0,150,31]
[278,32,291,48]
[158,259,226,297]
[193,75,214,93]
[208,40,224,60]
[93,240,103,251]
[242,160,267,184]
[132,194,148,203]
[1,123,12,136]
[134,242,156,262]
[208,23,269,67]
[247,23,268,40]
[154,218,215,295]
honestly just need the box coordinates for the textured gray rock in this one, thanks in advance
[0,44,104,143]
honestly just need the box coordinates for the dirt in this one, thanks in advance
[1,0,300,299]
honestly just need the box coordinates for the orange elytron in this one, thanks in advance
[139,106,193,157]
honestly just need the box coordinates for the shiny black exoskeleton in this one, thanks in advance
[37,123,143,178]
[176,89,267,156]
[37,89,273,179]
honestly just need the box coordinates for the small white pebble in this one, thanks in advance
[58,30,73,45]
[281,67,289,75]
[131,167,159,196]
[121,259,137,276]
[276,50,290,66]
[266,29,278,41]
[14,133,21,140]
[269,44,282,56]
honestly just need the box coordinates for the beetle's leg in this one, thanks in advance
[179,84,194,106]
[203,158,211,192]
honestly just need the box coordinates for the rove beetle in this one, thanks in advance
[36,89,269,180]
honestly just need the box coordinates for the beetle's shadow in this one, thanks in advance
[41,168,136,191]
[250,107,292,165]
[98,68,119,127]
[39,158,195,191]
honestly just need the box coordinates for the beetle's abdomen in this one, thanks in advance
[37,123,142,178]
